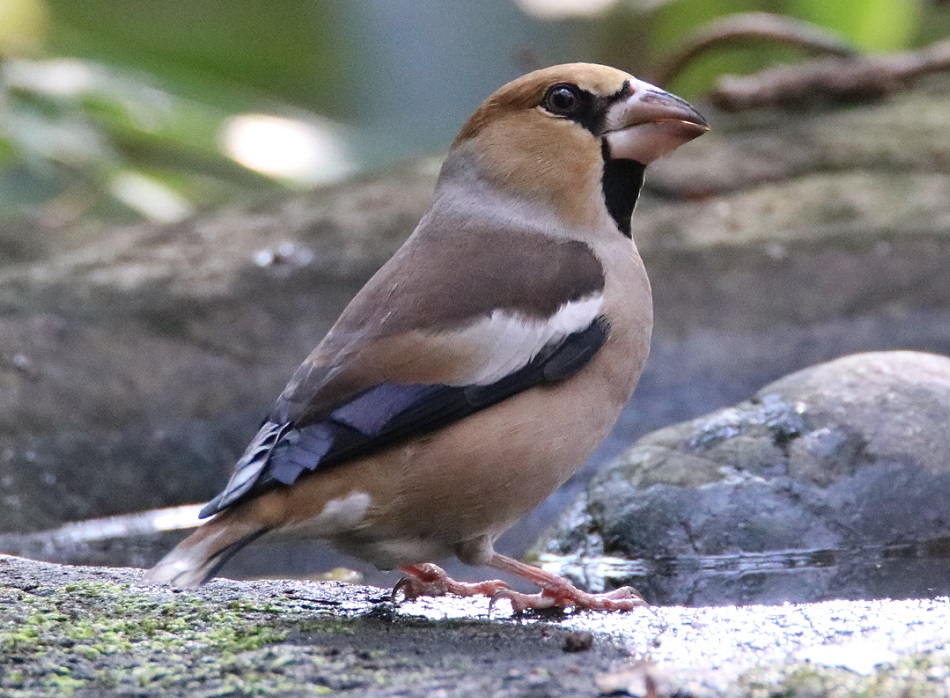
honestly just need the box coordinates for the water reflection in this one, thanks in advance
[539,537,950,606]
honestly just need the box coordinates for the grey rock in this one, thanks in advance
[0,162,440,533]
[538,351,950,605]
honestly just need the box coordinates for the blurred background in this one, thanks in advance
[2,0,947,229]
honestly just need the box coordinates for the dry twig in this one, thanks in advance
[708,38,950,111]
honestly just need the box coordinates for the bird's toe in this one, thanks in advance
[391,563,510,603]
[490,583,648,615]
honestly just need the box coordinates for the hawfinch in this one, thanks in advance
[145,64,707,612]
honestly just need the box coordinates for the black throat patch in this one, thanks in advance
[600,140,645,238]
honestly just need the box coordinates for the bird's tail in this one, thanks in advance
[143,509,270,589]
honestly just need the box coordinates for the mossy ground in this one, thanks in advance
[0,580,360,696]
[2,557,950,697]
[0,566,622,697]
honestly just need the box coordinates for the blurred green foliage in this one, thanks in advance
[47,0,348,117]
[786,0,921,51]
[0,0,946,226]
[0,0,349,226]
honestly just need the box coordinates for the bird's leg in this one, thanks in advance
[391,562,510,602]
[487,553,647,613]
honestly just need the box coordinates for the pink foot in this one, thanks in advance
[490,583,645,614]
[392,563,510,602]
[487,553,647,614]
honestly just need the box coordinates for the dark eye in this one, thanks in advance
[543,84,581,116]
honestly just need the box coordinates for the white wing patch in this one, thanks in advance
[448,294,604,386]
[294,491,372,537]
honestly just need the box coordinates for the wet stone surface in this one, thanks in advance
[3,554,950,698]
[537,351,950,606]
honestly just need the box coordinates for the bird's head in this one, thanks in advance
[446,63,708,235]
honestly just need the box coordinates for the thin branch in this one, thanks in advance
[708,38,950,111]
[653,12,858,87]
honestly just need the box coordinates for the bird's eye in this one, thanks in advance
[543,84,581,116]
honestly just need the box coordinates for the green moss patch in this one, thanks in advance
[0,580,363,696]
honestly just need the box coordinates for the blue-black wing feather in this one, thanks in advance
[198,318,608,518]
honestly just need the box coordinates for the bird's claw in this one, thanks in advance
[489,584,647,615]
[390,576,421,603]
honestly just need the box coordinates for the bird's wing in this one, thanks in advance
[199,225,608,518]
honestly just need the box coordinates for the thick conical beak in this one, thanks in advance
[603,78,708,164]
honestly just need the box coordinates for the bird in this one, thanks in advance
[144,63,708,612]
